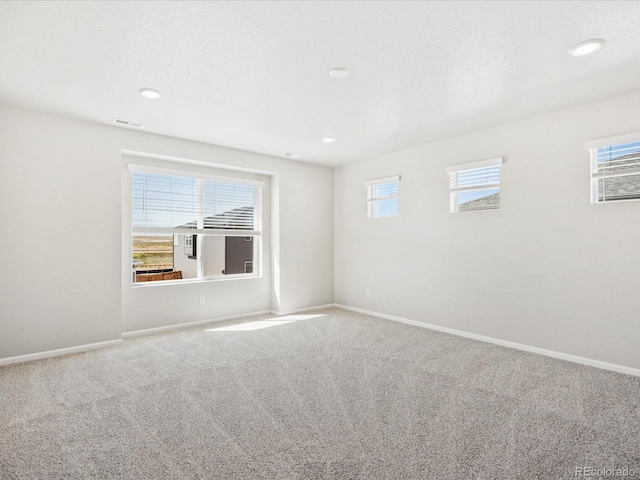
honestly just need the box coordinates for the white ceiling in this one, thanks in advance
[2,1,640,166]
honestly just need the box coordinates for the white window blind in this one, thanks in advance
[586,137,640,203]
[447,158,502,213]
[131,169,263,236]
[365,176,400,218]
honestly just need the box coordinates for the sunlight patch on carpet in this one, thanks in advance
[206,314,326,332]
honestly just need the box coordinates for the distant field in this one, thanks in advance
[133,236,173,270]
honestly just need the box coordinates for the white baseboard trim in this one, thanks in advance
[122,310,273,338]
[0,339,123,367]
[2,305,338,365]
[124,304,338,338]
[270,303,338,317]
[335,304,640,378]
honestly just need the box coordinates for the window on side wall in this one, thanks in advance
[365,176,400,218]
[586,134,640,203]
[447,158,502,213]
[130,166,264,284]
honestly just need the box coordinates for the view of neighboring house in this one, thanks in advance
[172,206,255,280]
[459,192,500,212]
[134,207,255,283]
[173,234,254,278]
[594,151,640,201]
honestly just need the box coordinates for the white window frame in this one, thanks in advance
[364,176,400,218]
[129,164,264,285]
[585,131,640,204]
[447,157,503,213]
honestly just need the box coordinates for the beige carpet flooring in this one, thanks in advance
[1,307,639,479]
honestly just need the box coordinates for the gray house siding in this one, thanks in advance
[224,237,254,274]
[202,236,225,277]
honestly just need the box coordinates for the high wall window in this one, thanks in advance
[130,166,263,284]
[365,176,400,218]
[447,157,502,213]
[587,136,640,203]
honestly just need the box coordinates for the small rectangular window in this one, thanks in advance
[588,138,640,203]
[447,158,502,213]
[184,235,196,258]
[365,176,400,218]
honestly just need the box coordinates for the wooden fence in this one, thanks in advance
[135,271,183,283]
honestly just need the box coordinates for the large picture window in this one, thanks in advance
[130,166,263,284]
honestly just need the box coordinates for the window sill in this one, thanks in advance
[131,274,262,288]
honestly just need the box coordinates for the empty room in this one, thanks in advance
[1,1,639,478]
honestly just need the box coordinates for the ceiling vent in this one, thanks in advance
[112,118,144,128]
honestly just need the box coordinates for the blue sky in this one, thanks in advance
[596,140,640,164]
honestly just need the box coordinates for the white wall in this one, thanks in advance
[0,105,334,359]
[335,89,640,371]
[6,88,640,370]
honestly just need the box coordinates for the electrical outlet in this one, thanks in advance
[199,295,206,305]
[365,288,370,297]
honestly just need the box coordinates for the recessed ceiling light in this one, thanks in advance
[284,153,301,159]
[322,136,336,143]
[329,67,349,79]
[568,38,604,57]
[138,87,163,99]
